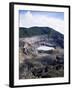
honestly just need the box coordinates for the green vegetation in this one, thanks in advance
[19,27,62,38]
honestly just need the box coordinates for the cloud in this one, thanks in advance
[19,11,64,34]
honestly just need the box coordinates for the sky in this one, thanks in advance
[19,10,64,34]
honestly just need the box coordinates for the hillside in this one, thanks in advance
[19,27,64,48]
[19,27,64,38]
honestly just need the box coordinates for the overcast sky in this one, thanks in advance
[19,10,64,34]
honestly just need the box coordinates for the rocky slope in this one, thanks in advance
[19,27,64,79]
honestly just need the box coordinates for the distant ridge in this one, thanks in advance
[19,26,64,38]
